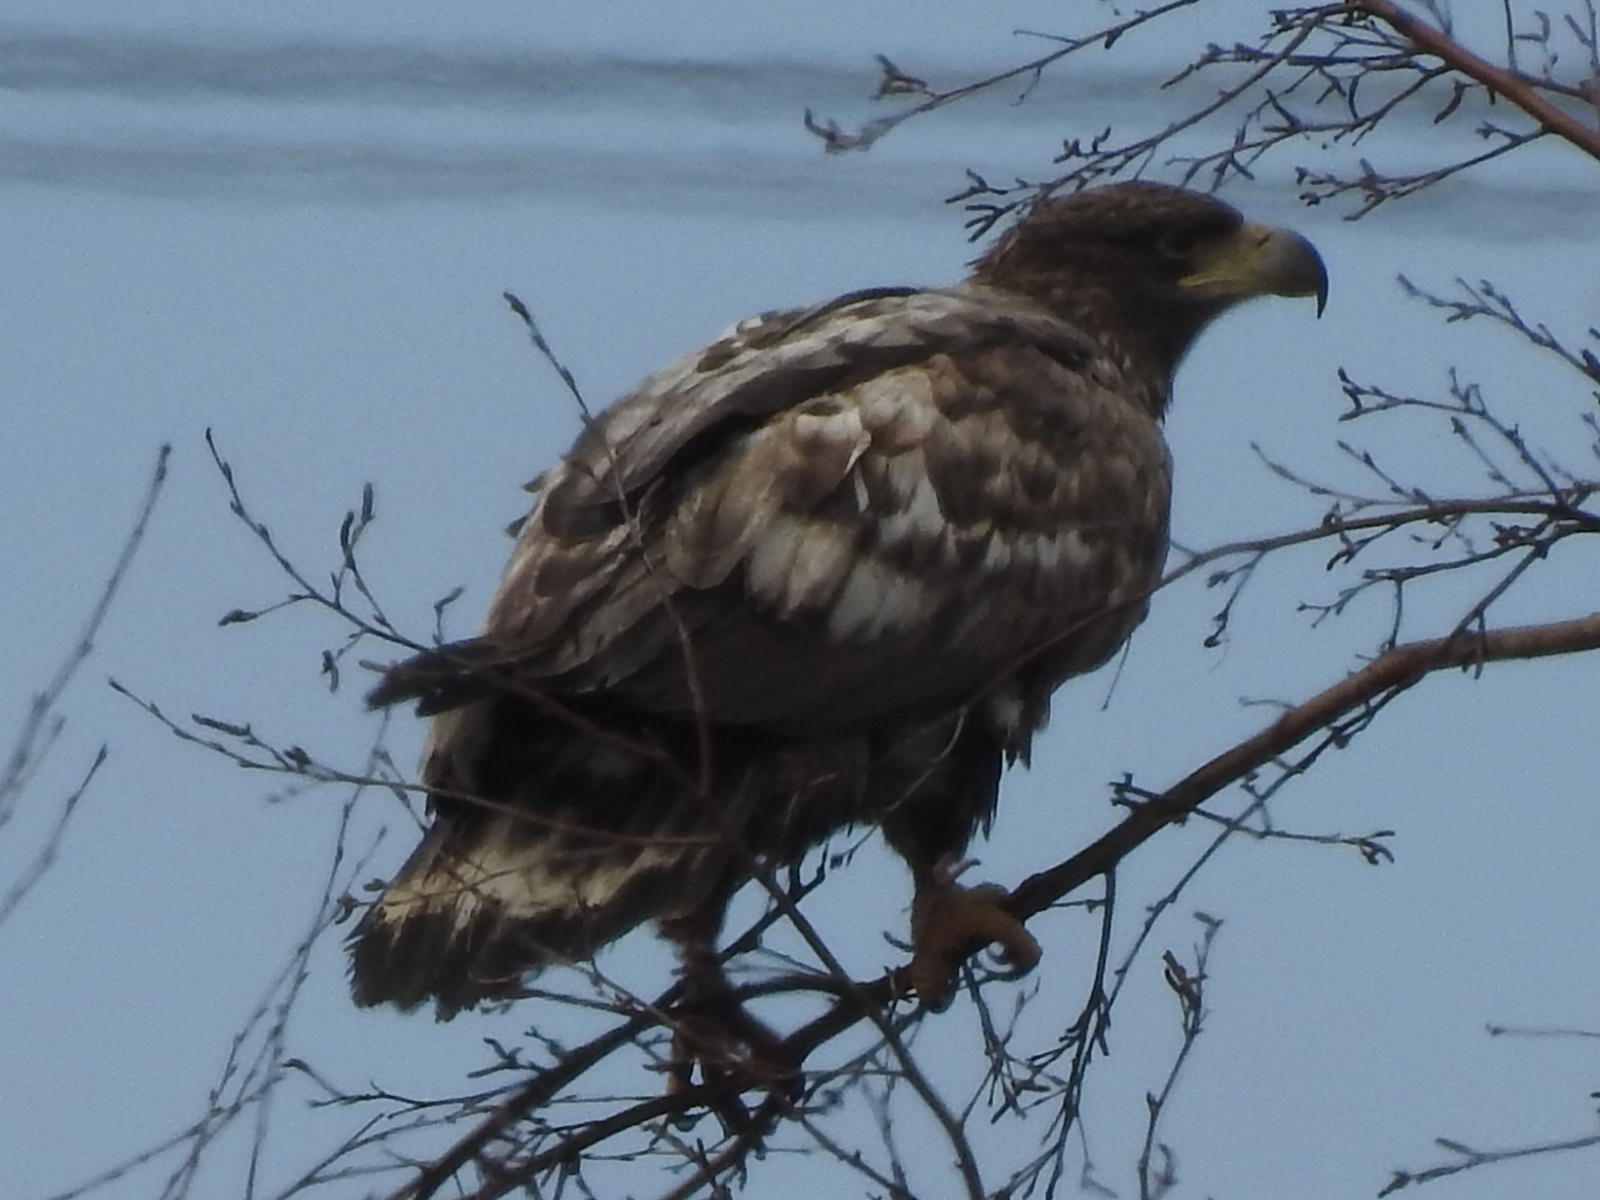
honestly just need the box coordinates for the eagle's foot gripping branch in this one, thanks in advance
[906,881,1041,1010]
[665,955,801,1103]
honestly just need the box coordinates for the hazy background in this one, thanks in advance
[3,4,1597,1198]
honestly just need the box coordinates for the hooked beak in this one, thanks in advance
[1182,221,1328,316]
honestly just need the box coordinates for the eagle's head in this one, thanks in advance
[971,182,1327,400]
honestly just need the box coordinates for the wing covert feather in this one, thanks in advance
[541,285,1097,522]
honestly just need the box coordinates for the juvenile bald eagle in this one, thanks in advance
[352,183,1325,1021]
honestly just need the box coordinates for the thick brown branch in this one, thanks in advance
[1007,611,1600,917]
[1349,0,1600,160]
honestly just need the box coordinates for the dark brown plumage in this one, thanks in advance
[351,182,1326,1020]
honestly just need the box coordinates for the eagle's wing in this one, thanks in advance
[544,286,1089,514]
[375,284,1169,739]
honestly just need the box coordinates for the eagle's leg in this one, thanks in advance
[906,867,1040,1010]
[878,726,1041,1010]
[659,890,797,1097]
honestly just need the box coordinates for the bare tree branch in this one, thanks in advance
[0,444,169,934]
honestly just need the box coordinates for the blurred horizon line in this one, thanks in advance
[0,23,1588,238]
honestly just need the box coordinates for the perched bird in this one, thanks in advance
[351,182,1326,1031]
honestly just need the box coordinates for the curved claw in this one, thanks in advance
[907,882,1041,1010]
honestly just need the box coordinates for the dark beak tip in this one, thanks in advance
[1300,236,1329,318]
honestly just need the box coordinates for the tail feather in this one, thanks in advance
[347,707,753,1018]
[348,810,740,1017]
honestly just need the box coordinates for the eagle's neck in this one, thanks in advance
[970,260,1230,419]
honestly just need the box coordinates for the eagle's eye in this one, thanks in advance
[1157,227,1204,260]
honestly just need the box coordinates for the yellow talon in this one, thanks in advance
[907,882,1041,1010]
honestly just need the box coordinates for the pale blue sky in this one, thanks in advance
[3,5,1598,1199]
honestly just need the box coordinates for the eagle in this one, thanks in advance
[351,182,1325,1032]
